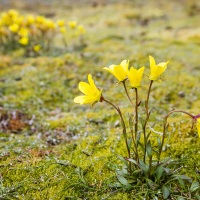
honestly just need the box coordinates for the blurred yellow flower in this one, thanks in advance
[60,27,66,33]
[8,9,18,18]
[26,15,35,25]
[103,64,127,82]
[1,12,11,25]
[74,74,102,105]
[18,37,29,45]
[36,16,45,24]
[197,118,200,138]
[149,55,169,81]
[68,21,77,29]
[46,20,56,29]
[9,23,19,32]
[77,25,86,34]
[15,16,24,25]
[33,44,41,52]
[127,66,145,88]
[18,27,29,36]
[57,20,65,27]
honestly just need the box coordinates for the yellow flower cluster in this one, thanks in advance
[74,55,168,105]
[0,9,86,55]
[104,56,168,86]
[75,56,200,138]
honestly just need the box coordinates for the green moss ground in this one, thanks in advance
[0,0,200,199]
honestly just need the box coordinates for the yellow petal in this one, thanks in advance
[74,96,93,105]
[79,82,91,95]
[88,74,96,89]
[74,94,100,105]
[149,55,156,69]
[120,60,129,72]
[197,119,200,138]
[127,66,144,88]
[104,65,126,82]
[113,65,127,81]
[149,58,168,81]
[138,66,145,75]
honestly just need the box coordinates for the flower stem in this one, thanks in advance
[122,81,134,107]
[135,88,138,142]
[146,80,153,116]
[143,80,154,163]
[157,110,195,165]
[102,98,131,159]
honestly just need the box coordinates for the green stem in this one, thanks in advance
[143,80,154,163]
[135,88,138,142]
[146,80,153,116]
[122,81,134,107]
[148,156,152,178]
[157,110,195,165]
[103,98,131,159]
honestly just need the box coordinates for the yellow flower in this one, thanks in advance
[9,23,19,32]
[103,64,127,82]
[18,37,29,45]
[18,27,29,36]
[68,21,77,29]
[45,20,56,29]
[33,44,41,52]
[57,20,65,27]
[8,9,18,18]
[149,55,169,81]
[127,66,145,88]
[15,16,24,25]
[77,25,86,34]
[36,16,45,24]
[74,74,102,105]
[197,118,200,138]
[26,15,35,25]
[60,27,66,33]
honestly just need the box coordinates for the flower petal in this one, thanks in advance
[74,95,98,105]
[79,82,92,95]
[120,60,129,72]
[197,119,200,138]
[149,55,156,69]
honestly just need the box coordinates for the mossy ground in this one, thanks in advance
[0,0,200,199]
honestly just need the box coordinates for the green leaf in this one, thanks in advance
[127,138,132,149]
[122,165,128,175]
[162,185,170,199]
[172,175,192,182]
[153,149,160,160]
[116,174,132,188]
[190,181,200,193]
[136,131,141,144]
[145,178,159,189]
[149,127,163,136]
[117,155,129,168]
[177,197,186,200]
[157,137,162,149]
[127,158,138,166]
[177,177,185,188]
[138,160,149,173]
[109,182,123,188]
[147,140,152,157]
[146,131,151,140]
[128,114,135,131]
[138,141,145,152]
[155,165,164,182]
